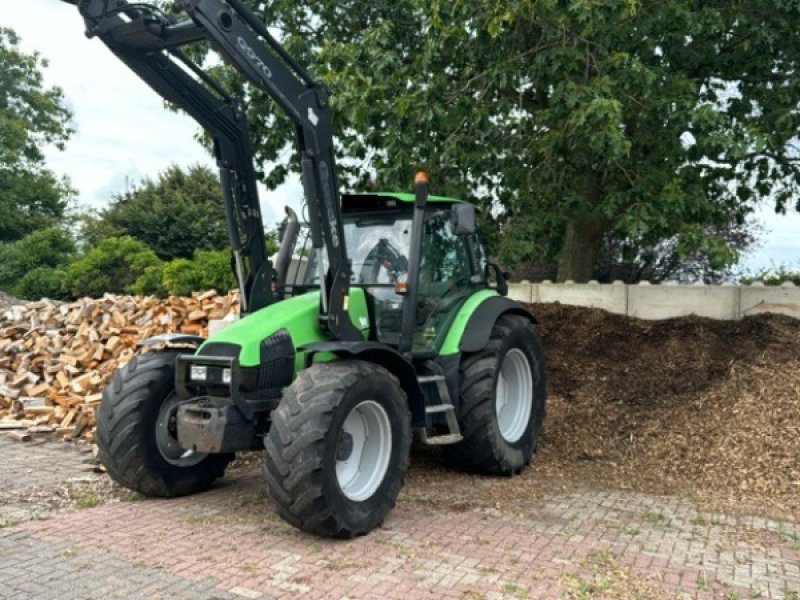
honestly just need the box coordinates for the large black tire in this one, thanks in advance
[264,361,411,538]
[444,314,546,475]
[96,350,233,497]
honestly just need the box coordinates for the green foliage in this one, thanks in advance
[15,266,70,301]
[740,264,800,287]
[130,263,168,297]
[162,249,235,296]
[0,28,73,242]
[264,228,280,257]
[81,164,230,260]
[0,225,236,301]
[66,236,163,298]
[0,227,75,299]
[211,1,800,281]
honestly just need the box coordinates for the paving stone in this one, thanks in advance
[2,435,800,598]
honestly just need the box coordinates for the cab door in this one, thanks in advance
[413,206,486,354]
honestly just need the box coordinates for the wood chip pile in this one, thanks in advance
[0,291,238,444]
[531,302,800,519]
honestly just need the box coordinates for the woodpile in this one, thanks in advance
[0,291,238,445]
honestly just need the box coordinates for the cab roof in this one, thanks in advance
[342,192,467,211]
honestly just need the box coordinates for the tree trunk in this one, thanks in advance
[556,169,607,282]
[556,217,608,282]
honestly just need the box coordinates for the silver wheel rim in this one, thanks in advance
[155,393,206,467]
[495,348,533,443]
[335,400,392,502]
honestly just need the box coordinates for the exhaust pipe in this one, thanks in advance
[274,206,300,298]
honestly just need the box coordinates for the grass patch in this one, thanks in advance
[501,582,529,599]
[696,573,706,590]
[642,511,667,524]
[184,514,219,526]
[75,491,101,509]
[237,492,265,507]
[0,517,20,528]
[561,550,667,600]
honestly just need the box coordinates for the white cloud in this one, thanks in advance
[1,0,300,225]
[742,204,800,272]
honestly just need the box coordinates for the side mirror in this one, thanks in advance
[486,263,508,297]
[451,203,476,236]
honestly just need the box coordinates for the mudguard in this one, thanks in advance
[136,333,206,348]
[301,341,426,428]
[457,296,536,354]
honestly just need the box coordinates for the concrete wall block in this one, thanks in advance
[740,284,800,319]
[536,282,627,315]
[627,282,738,320]
[507,282,532,303]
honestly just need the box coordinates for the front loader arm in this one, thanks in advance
[69,0,360,340]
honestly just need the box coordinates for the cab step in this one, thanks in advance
[419,431,463,445]
[417,373,462,445]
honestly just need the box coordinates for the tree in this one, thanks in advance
[66,237,162,298]
[207,1,800,281]
[82,164,230,261]
[0,28,73,241]
[161,249,236,296]
[0,227,76,299]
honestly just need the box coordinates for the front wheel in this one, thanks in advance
[96,350,233,497]
[264,361,411,538]
[444,314,546,475]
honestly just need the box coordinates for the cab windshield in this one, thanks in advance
[285,204,486,352]
[301,211,412,286]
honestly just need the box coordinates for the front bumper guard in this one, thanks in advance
[174,354,257,454]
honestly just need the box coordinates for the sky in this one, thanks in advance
[1,0,303,228]
[2,1,798,273]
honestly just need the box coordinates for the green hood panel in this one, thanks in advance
[438,289,499,356]
[198,289,369,369]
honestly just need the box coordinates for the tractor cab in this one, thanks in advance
[285,193,489,354]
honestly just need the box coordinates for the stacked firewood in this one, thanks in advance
[0,291,238,444]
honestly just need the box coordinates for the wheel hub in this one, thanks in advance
[334,400,392,502]
[336,430,355,461]
[155,393,207,467]
[495,348,533,443]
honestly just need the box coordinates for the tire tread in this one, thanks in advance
[96,350,232,497]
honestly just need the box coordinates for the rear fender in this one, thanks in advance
[457,296,536,354]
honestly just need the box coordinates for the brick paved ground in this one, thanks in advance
[0,435,101,524]
[1,434,798,599]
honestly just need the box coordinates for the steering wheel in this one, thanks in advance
[359,239,408,284]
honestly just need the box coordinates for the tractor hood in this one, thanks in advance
[197,289,369,370]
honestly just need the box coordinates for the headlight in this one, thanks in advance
[190,365,208,382]
[221,368,232,384]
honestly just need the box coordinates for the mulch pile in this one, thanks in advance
[531,302,800,518]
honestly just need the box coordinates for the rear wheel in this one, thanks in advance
[96,350,233,497]
[264,361,411,538]
[444,314,546,475]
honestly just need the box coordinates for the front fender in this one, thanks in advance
[301,341,426,428]
[136,333,206,348]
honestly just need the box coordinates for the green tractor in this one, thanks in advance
[67,0,546,538]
